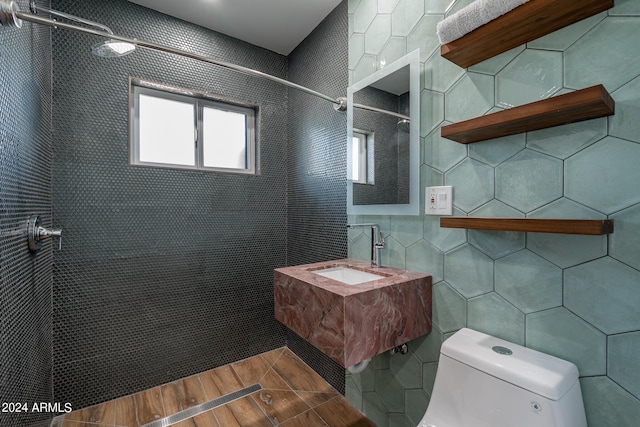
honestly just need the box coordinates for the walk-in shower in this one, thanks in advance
[0,0,352,415]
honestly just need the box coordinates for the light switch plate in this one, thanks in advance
[426,186,453,215]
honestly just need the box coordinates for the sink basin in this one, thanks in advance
[313,266,386,285]
[274,259,432,368]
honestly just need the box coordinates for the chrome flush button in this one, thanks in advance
[492,345,513,355]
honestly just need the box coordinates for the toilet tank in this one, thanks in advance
[421,328,587,427]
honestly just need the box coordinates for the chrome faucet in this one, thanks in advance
[347,223,385,268]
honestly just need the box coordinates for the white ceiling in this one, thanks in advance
[127,0,343,55]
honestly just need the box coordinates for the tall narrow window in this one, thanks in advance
[352,132,366,183]
[130,80,258,174]
[352,130,373,184]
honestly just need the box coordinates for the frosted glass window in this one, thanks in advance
[351,134,367,182]
[138,94,195,166]
[130,81,258,174]
[352,131,368,184]
[203,107,247,169]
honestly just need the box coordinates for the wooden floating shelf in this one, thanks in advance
[441,85,615,144]
[441,0,613,68]
[440,217,614,235]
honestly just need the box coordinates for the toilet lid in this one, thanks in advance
[440,328,579,400]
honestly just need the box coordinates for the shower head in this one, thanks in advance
[91,39,136,58]
[397,118,410,133]
[23,1,136,58]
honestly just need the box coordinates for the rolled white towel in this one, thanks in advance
[437,0,531,45]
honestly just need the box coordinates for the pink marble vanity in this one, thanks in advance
[274,259,432,368]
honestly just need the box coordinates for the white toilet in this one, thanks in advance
[419,328,588,427]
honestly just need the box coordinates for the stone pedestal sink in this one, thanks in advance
[274,259,432,368]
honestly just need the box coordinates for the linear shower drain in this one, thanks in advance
[140,383,262,427]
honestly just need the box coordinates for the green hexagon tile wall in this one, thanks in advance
[346,0,640,426]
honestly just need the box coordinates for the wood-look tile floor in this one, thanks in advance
[53,347,375,427]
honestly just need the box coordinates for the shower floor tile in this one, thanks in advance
[53,347,375,427]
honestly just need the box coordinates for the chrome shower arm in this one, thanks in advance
[29,0,114,34]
